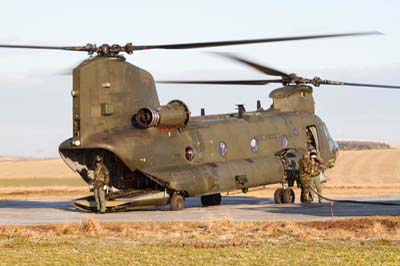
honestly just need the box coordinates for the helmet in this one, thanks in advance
[95,155,103,163]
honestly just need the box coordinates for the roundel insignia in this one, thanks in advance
[218,141,228,157]
[293,128,299,136]
[280,135,289,149]
[185,146,195,161]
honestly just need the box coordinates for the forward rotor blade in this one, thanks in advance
[0,31,381,55]
[157,79,283,85]
[0,44,88,52]
[134,31,381,50]
[216,53,290,77]
[323,80,400,89]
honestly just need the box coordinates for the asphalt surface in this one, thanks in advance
[0,196,399,225]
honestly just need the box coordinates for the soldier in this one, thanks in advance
[298,152,312,203]
[309,149,325,203]
[93,155,110,213]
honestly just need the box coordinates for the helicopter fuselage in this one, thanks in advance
[59,56,337,210]
[61,110,337,193]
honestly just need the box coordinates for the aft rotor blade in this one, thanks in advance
[216,53,290,77]
[134,31,382,50]
[157,79,283,85]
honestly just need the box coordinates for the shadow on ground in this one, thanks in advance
[238,199,400,218]
[0,200,80,212]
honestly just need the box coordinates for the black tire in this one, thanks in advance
[282,188,295,204]
[201,193,222,206]
[274,188,284,204]
[170,193,185,211]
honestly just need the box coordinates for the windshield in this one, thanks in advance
[322,123,338,152]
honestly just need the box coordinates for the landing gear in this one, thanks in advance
[170,193,185,211]
[282,188,295,203]
[201,193,222,206]
[274,188,284,204]
[274,188,295,204]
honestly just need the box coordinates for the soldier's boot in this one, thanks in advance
[99,189,107,214]
[309,191,314,202]
[300,189,306,203]
[303,185,312,203]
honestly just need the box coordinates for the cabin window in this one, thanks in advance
[280,135,289,149]
[250,138,259,153]
[185,146,195,161]
[218,142,228,157]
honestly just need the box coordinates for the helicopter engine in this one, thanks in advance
[135,100,190,129]
[269,85,315,113]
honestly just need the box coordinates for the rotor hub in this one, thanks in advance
[84,43,134,56]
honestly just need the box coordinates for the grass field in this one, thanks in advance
[2,240,399,266]
[1,218,400,266]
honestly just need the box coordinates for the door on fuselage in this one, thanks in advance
[306,125,319,152]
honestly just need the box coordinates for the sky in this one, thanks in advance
[1,0,400,157]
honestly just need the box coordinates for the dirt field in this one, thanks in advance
[1,149,400,185]
[326,149,400,186]
[1,149,400,200]
[0,158,79,180]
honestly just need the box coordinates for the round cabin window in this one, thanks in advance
[185,146,195,161]
[250,138,259,153]
[280,135,289,149]
[218,141,228,157]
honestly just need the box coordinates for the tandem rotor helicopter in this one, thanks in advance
[1,32,399,211]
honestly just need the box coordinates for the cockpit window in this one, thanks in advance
[322,123,338,152]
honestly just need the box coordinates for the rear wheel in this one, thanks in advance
[282,188,295,204]
[274,188,284,204]
[170,193,185,211]
[201,193,222,206]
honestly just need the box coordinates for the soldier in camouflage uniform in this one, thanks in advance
[309,149,325,203]
[298,152,312,203]
[93,155,110,213]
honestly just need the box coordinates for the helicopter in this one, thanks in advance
[1,31,399,212]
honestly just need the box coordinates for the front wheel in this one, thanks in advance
[170,193,185,211]
[274,188,284,204]
[282,188,295,204]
